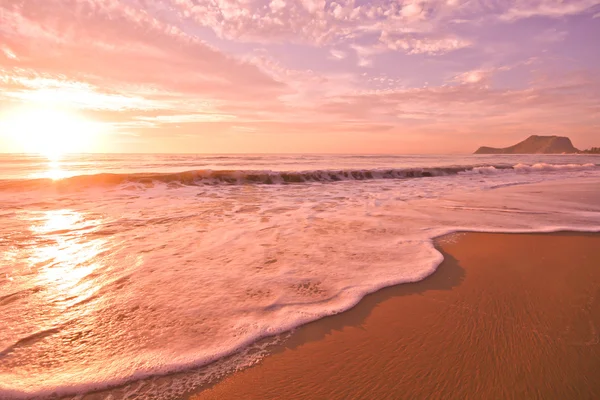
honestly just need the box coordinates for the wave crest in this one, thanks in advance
[0,163,597,191]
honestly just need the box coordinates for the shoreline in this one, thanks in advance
[188,231,600,400]
[49,230,600,399]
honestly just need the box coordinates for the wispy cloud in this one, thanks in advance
[379,33,472,55]
[1,46,17,60]
[329,49,347,60]
[534,28,569,43]
[452,69,492,85]
[498,0,600,21]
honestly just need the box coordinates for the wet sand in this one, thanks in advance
[190,232,600,400]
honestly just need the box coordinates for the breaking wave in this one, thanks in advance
[1,163,597,191]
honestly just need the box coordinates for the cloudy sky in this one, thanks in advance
[0,0,599,153]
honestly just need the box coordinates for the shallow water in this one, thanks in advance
[0,154,599,398]
[190,233,600,400]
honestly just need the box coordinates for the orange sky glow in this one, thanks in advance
[0,0,599,154]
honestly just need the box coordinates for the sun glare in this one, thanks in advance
[1,106,104,157]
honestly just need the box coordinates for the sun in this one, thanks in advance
[1,106,104,158]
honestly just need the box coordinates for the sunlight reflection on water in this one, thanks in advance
[42,158,70,180]
[28,210,108,306]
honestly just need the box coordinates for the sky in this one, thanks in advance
[0,0,599,154]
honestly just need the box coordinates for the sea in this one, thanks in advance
[1,153,599,399]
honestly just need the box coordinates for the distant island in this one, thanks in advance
[474,135,599,154]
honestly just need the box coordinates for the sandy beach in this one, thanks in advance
[190,232,600,400]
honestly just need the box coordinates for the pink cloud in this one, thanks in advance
[167,0,475,55]
[452,69,492,85]
[379,32,471,54]
[0,0,287,101]
[329,49,347,60]
[499,0,600,21]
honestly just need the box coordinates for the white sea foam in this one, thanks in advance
[0,154,599,399]
[465,162,596,175]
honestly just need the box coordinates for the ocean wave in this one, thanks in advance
[466,162,597,175]
[0,163,597,191]
[1,168,600,399]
